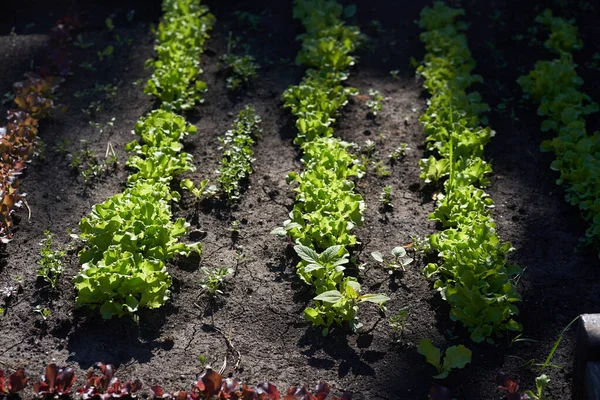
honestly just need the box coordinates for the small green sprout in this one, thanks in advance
[389,308,409,341]
[366,89,384,115]
[379,185,393,208]
[33,305,52,321]
[374,161,390,178]
[371,246,413,274]
[37,230,66,288]
[389,143,410,164]
[200,267,234,296]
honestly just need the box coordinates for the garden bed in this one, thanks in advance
[0,0,599,398]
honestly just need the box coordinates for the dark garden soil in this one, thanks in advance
[0,0,599,398]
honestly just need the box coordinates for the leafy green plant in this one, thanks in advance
[362,139,376,158]
[418,338,472,379]
[55,139,72,156]
[217,105,262,202]
[295,244,389,335]
[389,143,409,164]
[371,246,413,274]
[181,178,211,200]
[220,34,259,91]
[221,54,259,91]
[229,220,242,238]
[272,0,372,334]
[366,88,383,115]
[33,305,51,321]
[389,308,409,342]
[416,1,522,343]
[278,137,365,249]
[374,161,390,178]
[379,185,393,208]
[518,10,600,255]
[74,109,202,319]
[144,0,215,111]
[70,141,118,185]
[200,267,233,296]
[37,231,66,288]
[97,45,114,61]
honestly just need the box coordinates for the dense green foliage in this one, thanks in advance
[74,112,201,318]
[75,1,210,318]
[272,0,388,335]
[144,0,215,111]
[217,105,262,202]
[518,9,600,256]
[417,2,522,343]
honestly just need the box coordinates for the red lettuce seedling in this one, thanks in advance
[496,373,529,400]
[0,367,29,395]
[77,362,142,399]
[34,364,76,398]
[152,371,347,400]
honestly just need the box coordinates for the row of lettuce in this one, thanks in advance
[0,363,349,400]
[272,0,388,336]
[518,9,600,256]
[416,2,600,343]
[0,18,76,243]
[416,3,522,343]
[73,0,214,318]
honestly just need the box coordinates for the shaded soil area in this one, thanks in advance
[0,0,599,399]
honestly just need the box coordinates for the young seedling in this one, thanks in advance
[496,373,550,400]
[366,89,384,116]
[73,34,94,49]
[33,305,52,321]
[200,267,233,297]
[371,246,413,274]
[389,70,400,80]
[294,244,390,335]
[181,178,212,201]
[418,338,472,379]
[379,185,393,209]
[374,161,390,178]
[55,139,72,157]
[388,143,410,164]
[362,140,376,158]
[389,308,409,342]
[229,220,242,238]
[220,32,259,91]
[37,230,66,288]
[97,45,114,62]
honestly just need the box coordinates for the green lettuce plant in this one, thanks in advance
[518,10,600,255]
[271,0,388,335]
[416,2,522,342]
[144,0,215,111]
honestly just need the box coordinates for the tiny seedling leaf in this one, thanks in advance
[391,246,406,258]
[371,251,384,262]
